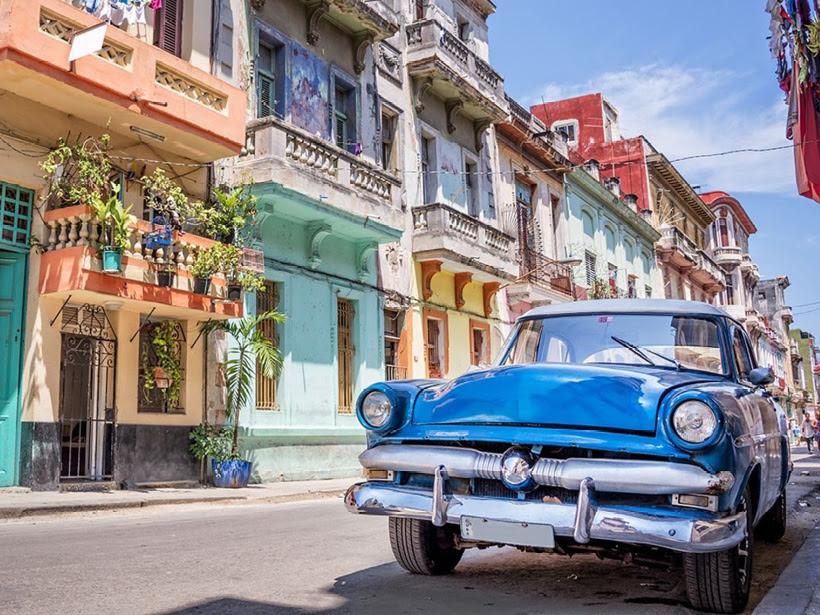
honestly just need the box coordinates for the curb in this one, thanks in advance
[0,488,346,520]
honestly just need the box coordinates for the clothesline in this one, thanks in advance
[68,0,162,27]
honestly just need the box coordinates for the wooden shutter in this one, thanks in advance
[337,299,355,413]
[584,252,596,287]
[258,74,274,118]
[255,282,279,410]
[156,0,183,58]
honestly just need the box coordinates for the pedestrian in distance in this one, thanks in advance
[813,410,820,454]
[802,412,814,453]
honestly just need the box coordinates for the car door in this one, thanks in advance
[731,325,783,516]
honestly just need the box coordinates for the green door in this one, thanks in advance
[0,250,25,487]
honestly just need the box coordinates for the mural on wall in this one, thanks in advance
[439,139,463,209]
[291,43,329,139]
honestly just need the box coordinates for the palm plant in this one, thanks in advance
[202,311,285,459]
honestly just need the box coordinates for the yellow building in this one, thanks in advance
[0,0,246,489]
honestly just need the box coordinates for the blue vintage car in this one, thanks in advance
[345,299,790,614]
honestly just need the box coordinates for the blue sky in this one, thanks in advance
[490,1,820,335]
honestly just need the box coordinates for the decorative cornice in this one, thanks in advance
[353,32,374,75]
[356,241,378,282]
[307,223,332,269]
[306,0,330,45]
[445,99,464,135]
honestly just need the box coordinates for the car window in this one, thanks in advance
[500,314,725,375]
[505,318,543,365]
[732,328,754,381]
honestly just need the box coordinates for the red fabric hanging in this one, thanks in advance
[794,82,820,202]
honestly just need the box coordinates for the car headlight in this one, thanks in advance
[672,400,718,445]
[361,391,392,429]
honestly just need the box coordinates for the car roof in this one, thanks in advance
[520,299,729,321]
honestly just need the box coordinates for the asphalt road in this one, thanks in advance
[2,450,820,615]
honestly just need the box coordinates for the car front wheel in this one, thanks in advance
[683,488,753,614]
[389,517,464,575]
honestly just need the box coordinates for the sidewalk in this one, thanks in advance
[754,448,820,615]
[0,477,353,519]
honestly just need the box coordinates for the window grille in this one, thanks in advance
[0,182,33,249]
[256,282,279,410]
[426,318,443,378]
[337,299,355,413]
[384,309,405,380]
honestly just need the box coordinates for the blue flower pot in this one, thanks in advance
[101,247,122,273]
[211,459,252,488]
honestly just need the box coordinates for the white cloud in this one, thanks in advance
[525,64,795,195]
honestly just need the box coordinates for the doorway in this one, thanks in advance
[59,305,116,482]
[0,250,26,487]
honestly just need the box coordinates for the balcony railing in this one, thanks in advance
[658,226,699,264]
[411,203,517,276]
[404,19,507,119]
[39,205,242,315]
[712,245,743,268]
[385,365,407,381]
[518,248,573,297]
[696,251,726,288]
[248,117,401,204]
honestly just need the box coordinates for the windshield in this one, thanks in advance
[500,314,725,375]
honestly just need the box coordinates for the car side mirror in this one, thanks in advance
[749,367,775,386]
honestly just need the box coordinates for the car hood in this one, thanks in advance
[411,363,722,434]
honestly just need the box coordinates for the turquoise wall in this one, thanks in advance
[235,186,396,482]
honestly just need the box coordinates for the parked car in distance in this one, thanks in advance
[345,299,790,614]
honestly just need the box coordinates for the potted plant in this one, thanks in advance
[40,134,115,210]
[190,245,218,295]
[189,424,233,484]
[156,264,176,288]
[202,184,258,244]
[89,194,136,273]
[201,311,285,487]
[141,320,183,409]
[219,244,264,300]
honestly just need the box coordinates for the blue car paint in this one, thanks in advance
[357,312,789,521]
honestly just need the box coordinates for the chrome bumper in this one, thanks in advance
[345,470,746,554]
[359,445,734,495]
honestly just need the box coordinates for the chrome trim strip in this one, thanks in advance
[359,445,734,495]
[574,477,597,544]
[345,482,747,554]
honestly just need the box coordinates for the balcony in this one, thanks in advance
[291,0,399,49]
[712,246,744,269]
[506,248,573,305]
[0,0,245,161]
[244,117,404,236]
[782,306,794,325]
[38,205,242,319]
[405,20,508,124]
[745,309,762,331]
[411,204,517,280]
[385,364,407,381]
[656,226,699,270]
[739,255,760,282]
[497,95,570,168]
[692,251,726,291]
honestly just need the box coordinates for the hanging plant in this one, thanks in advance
[40,134,115,209]
[141,320,183,409]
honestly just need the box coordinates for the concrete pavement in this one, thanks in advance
[0,477,352,519]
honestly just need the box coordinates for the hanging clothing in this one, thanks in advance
[150,0,162,9]
[794,82,820,201]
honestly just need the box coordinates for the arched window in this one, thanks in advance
[581,210,595,238]
[624,239,634,266]
[604,225,616,252]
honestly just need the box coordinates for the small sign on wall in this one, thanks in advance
[68,22,107,63]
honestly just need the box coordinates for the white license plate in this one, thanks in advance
[460,516,555,548]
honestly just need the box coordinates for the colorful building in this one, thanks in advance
[563,165,663,300]
[532,94,725,303]
[756,277,797,409]
[495,97,575,319]
[222,0,404,480]
[403,0,513,379]
[2,0,246,489]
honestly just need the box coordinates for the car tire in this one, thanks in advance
[683,488,753,614]
[389,517,464,575]
[756,490,787,542]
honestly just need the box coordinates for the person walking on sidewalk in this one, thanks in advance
[813,410,820,454]
[802,412,814,453]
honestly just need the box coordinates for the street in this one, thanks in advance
[1,450,819,615]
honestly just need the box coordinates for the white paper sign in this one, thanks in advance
[68,22,107,62]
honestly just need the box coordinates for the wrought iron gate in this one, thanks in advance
[59,305,116,481]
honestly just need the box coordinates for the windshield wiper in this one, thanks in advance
[611,336,681,370]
